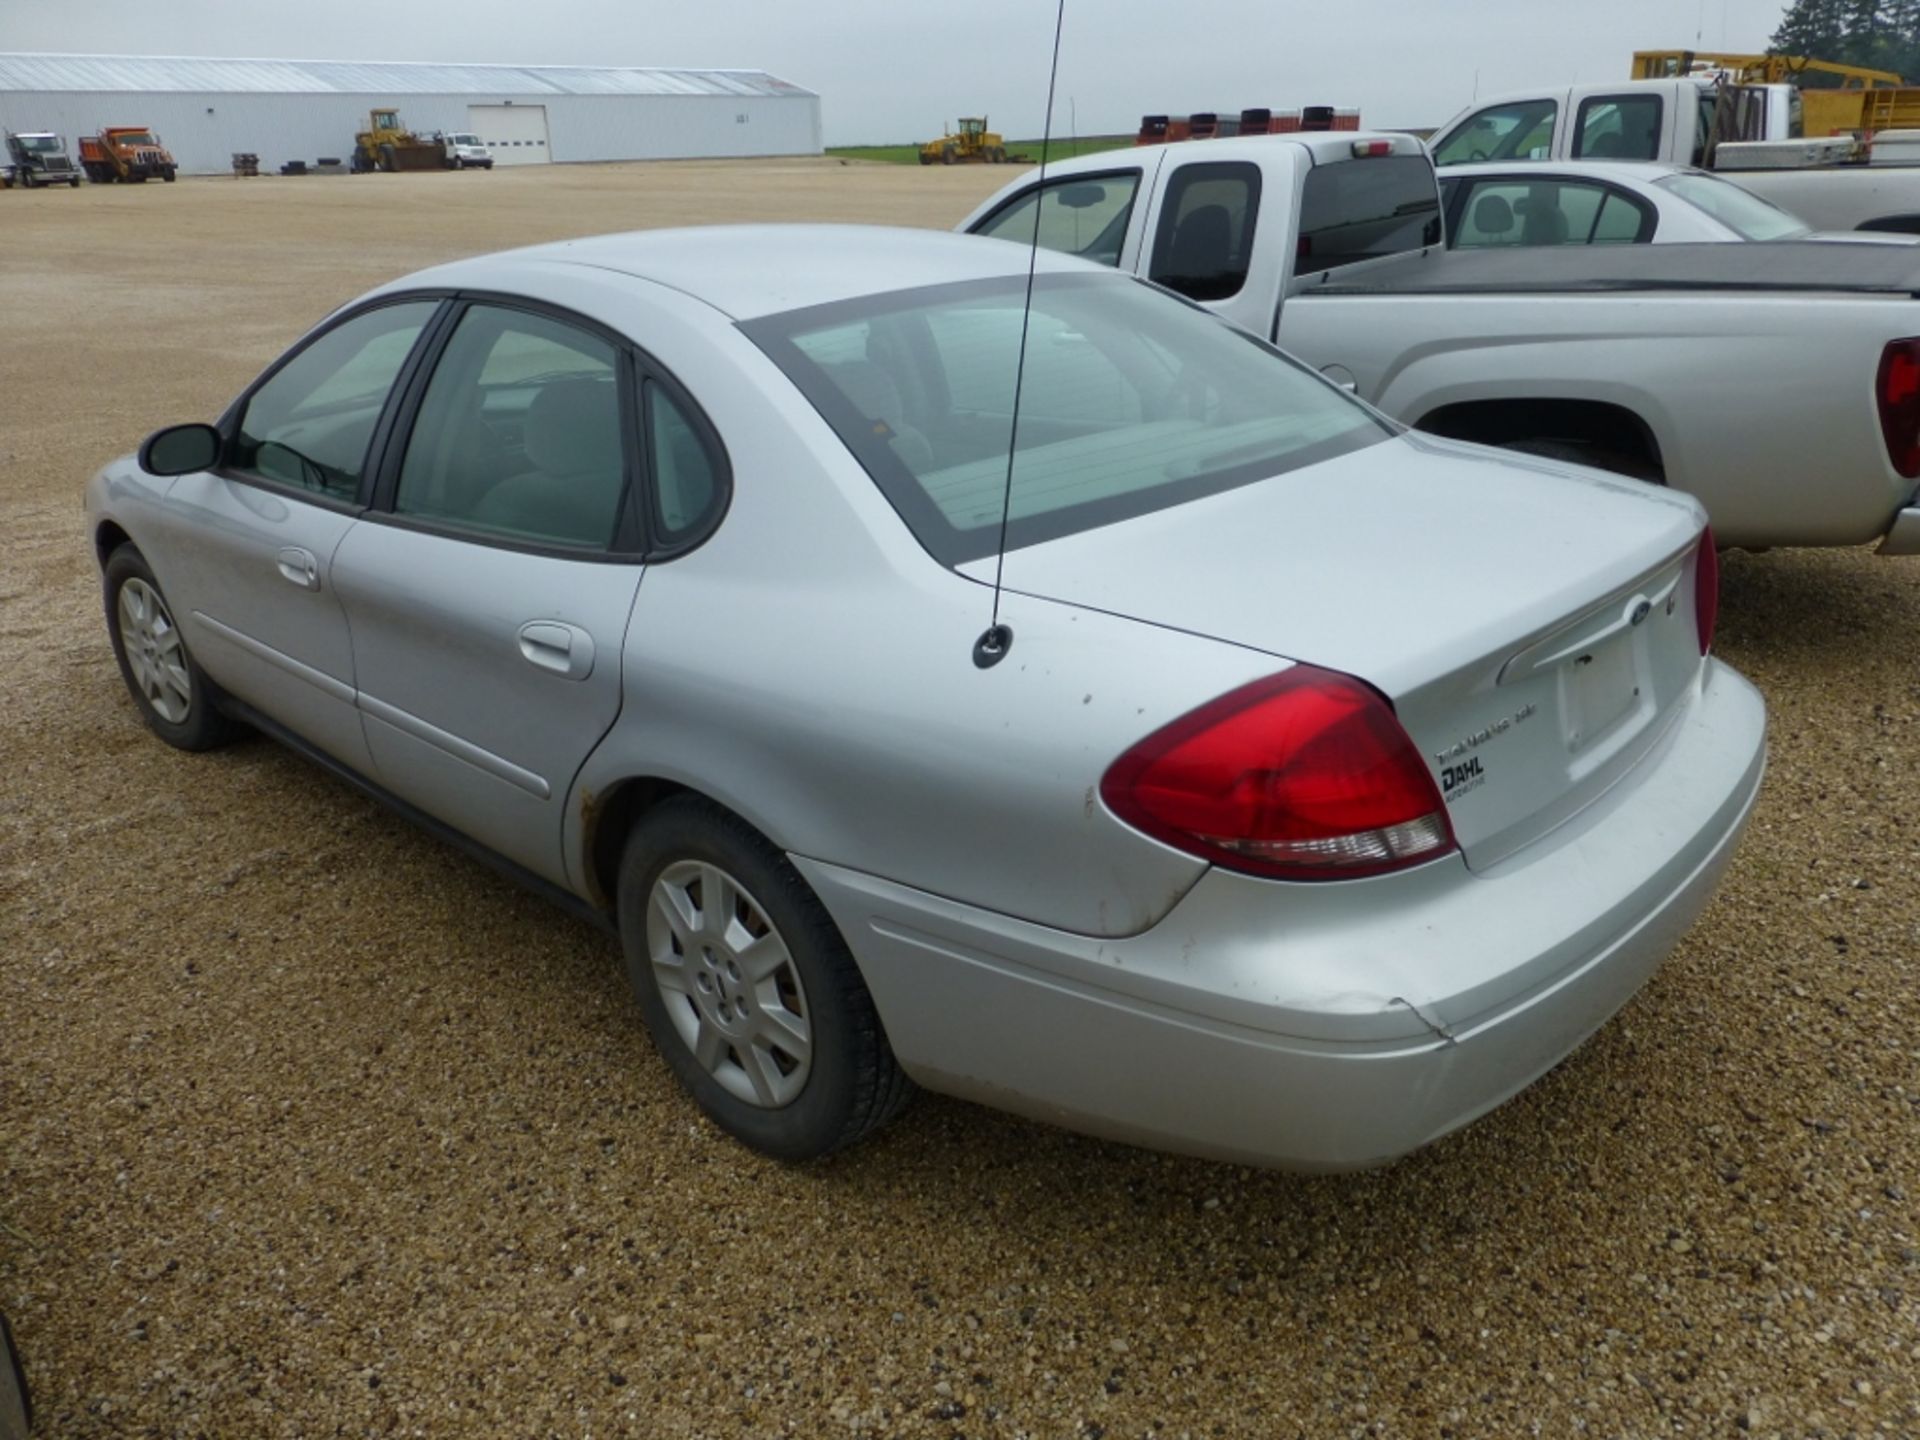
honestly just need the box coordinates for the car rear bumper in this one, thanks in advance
[796,659,1766,1171]
[1876,502,1920,555]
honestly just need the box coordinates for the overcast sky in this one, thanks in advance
[1,0,1793,143]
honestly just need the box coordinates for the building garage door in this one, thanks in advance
[467,104,551,165]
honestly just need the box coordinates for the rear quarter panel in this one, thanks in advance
[543,280,1270,939]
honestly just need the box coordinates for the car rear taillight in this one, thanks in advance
[1876,338,1920,478]
[1694,527,1719,656]
[1100,666,1456,882]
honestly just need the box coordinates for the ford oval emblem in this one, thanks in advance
[1629,598,1653,627]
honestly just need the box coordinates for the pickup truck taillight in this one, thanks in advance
[1875,338,1920,477]
[1100,667,1457,881]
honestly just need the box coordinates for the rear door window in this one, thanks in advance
[1450,177,1653,247]
[1573,94,1664,160]
[1431,99,1558,166]
[1296,156,1442,274]
[1146,161,1262,300]
[971,171,1141,267]
[393,305,629,550]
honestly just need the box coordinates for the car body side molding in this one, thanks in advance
[356,691,553,799]
[191,611,355,704]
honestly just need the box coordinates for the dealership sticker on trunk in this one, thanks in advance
[1433,701,1539,803]
[1441,755,1487,801]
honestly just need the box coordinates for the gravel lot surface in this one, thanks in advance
[3,159,1920,1439]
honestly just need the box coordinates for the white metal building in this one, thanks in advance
[0,53,822,174]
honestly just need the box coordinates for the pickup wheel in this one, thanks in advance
[616,797,913,1161]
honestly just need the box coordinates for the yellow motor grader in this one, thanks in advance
[918,117,1009,165]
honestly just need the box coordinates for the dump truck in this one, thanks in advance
[4,131,82,188]
[350,109,444,173]
[918,117,1008,165]
[78,128,176,183]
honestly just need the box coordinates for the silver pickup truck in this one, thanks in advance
[958,132,1920,555]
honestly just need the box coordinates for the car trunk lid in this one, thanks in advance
[961,433,1709,870]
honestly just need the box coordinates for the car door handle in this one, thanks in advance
[276,546,320,591]
[517,621,595,681]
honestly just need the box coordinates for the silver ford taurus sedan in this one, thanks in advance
[85,225,1766,1170]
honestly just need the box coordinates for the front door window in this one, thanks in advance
[230,302,437,498]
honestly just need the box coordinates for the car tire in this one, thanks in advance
[102,546,245,752]
[616,797,912,1160]
[0,1310,31,1440]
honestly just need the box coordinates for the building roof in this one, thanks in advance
[0,52,815,99]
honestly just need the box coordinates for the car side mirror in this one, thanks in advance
[138,423,221,477]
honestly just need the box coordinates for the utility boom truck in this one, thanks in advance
[958,131,1920,555]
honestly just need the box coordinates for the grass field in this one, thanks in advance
[827,134,1131,165]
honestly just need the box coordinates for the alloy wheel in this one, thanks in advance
[117,576,192,723]
[646,859,813,1108]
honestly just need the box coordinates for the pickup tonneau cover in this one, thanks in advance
[1302,241,1920,298]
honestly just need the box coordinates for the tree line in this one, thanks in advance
[1771,0,1920,82]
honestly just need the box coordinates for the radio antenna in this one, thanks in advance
[973,0,1067,670]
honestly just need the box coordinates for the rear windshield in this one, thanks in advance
[1654,170,1810,240]
[742,273,1389,566]
[1296,156,1443,275]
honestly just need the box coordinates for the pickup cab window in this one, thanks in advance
[1296,156,1442,274]
[1147,162,1262,301]
[971,171,1140,267]
[1431,100,1557,166]
[1573,94,1664,160]
[1448,177,1654,247]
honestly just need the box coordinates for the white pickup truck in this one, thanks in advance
[1427,78,1920,234]
[957,132,1920,555]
